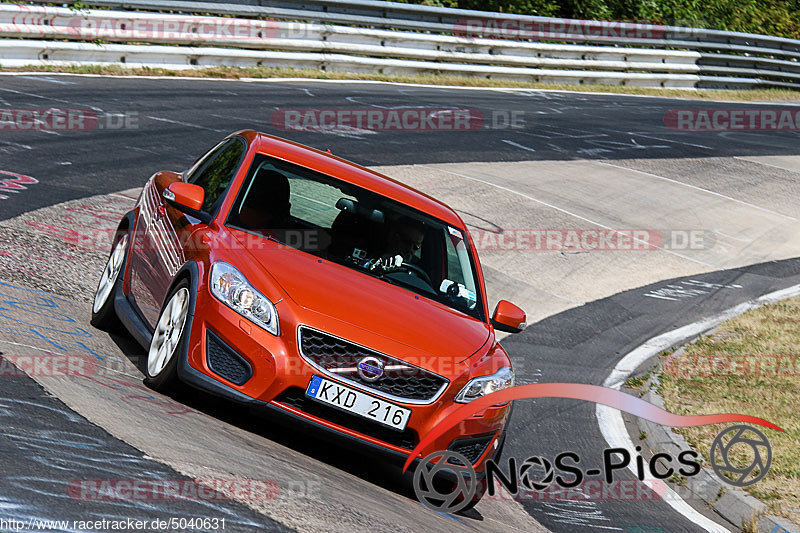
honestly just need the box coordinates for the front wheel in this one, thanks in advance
[90,231,129,330]
[144,280,191,392]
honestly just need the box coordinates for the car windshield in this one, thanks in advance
[226,153,484,320]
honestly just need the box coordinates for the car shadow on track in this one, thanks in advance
[104,330,487,524]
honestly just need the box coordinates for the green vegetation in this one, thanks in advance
[68,0,90,10]
[400,0,800,40]
[660,296,800,524]
[624,375,646,389]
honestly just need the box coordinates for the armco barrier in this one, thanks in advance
[2,1,799,89]
[0,39,705,87]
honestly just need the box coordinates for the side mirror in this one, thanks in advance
[163,182,211,224]
[491,300,527,334]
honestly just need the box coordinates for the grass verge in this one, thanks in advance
[659,296,800,525]
[2,64,800,102]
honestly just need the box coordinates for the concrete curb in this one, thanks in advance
[635,346,800,533]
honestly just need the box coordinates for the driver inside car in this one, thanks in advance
[237,169,292,233]
[387,216,425,262]
[364,216,425,272]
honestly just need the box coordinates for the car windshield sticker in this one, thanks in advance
[439,279,477,305]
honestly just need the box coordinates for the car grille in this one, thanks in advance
[273,387,419,450]
[298,326,448,403]
[448,434,495,465]
[206,331,252,386]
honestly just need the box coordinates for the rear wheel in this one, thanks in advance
[144,280,190,392]
[90,231,128,330]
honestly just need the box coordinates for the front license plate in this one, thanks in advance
[306,376,411,431]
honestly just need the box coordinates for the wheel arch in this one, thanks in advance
[164,261,201,318]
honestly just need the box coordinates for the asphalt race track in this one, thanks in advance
[3,75,800,220]
[2,73,800,532]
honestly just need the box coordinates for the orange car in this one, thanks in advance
[91,130,526,479]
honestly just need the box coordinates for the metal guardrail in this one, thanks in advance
[3,0,800,89]
[80,0,800,55]
[0,39,709,88]
[0,6,702,69]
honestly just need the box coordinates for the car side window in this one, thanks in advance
[444,228,467,285]
[186,137,247,213]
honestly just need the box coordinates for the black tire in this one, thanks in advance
[144,279,191,393]
[90,229,128,331]
[459,478,487,513]
[453,433,506,512]
[493,430,507,463]
[456,432,506,512]
[422,471,487,514]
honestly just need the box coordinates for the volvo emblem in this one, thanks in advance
[357,356,384,382]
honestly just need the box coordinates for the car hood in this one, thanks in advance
[230,229,491,360]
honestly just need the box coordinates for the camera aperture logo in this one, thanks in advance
[408,383,780,513]
[710,425,772,487]
[413,450,479,514]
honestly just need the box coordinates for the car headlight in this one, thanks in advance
[455,366,514,403]
[210,261,279,336]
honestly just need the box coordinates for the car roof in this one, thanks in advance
[248,131,465,228]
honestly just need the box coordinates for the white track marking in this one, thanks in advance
[596,402,730,532]
[0,141,32,150]
[209,112,259,122]
[597,282,800,532]
[16,75,77,85]
[733,156,800,173]
[0,339,140,380]
[108,192,139,201]
[519,128,607,140]
[127,146,160,155]
[146,115,225,132]
[597,162,800,222]
[421,165,719,269]
[0,87,104,112]
[0,340,67,356]
[344,95,457,110]
[713,228,750,243]
[502,140,536,152]
[623,131,713,150]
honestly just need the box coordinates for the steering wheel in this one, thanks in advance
[397,262,433,287]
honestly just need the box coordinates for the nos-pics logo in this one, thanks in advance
[405,383,781,514]
[413,425,773,514]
